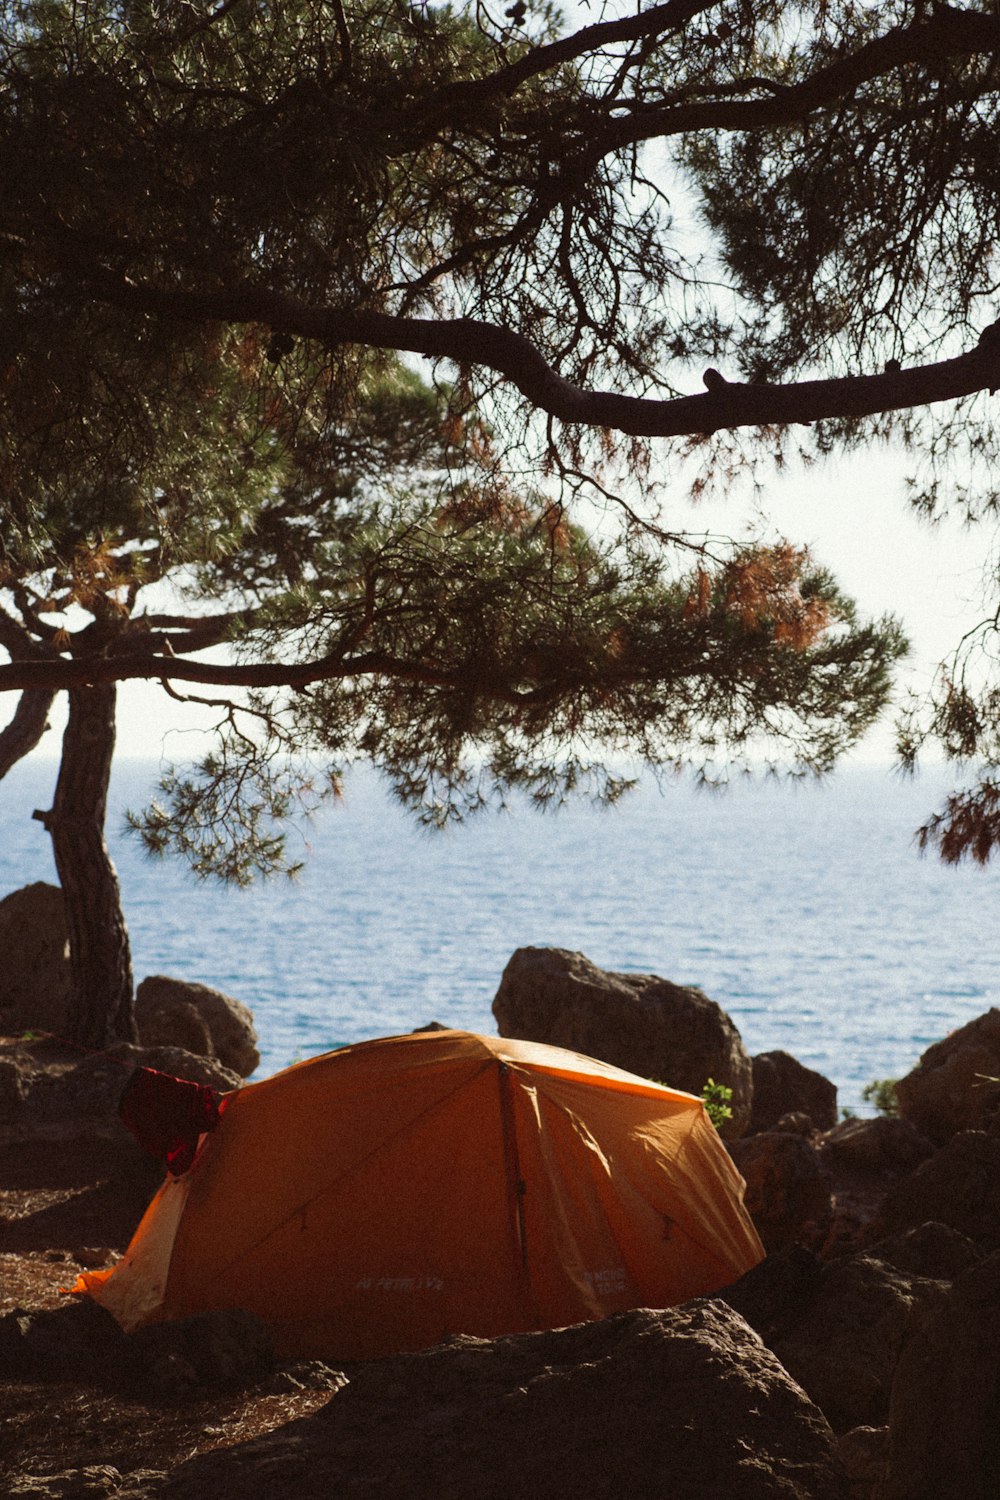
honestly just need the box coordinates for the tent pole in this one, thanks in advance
[496,1061,530,1282]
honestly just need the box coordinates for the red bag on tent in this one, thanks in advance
[119,1067,222,1175]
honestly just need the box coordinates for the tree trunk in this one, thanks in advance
[37,683,137,1046]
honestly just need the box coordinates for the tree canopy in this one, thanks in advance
[2,0,927,770]
[4,0,1000,436]
[0,338,901,868]
[2,0,1000,923]
[0,327,901,1041]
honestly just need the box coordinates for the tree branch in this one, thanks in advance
[168,0,248,47]
[574,8,1000,161]
[136,608,255,652]
[0,641,680,704]
[0,601,62,661]
[415,0,717,116]
[0,688,56,779]
[86,276,1000,438]
[0,647,480,695]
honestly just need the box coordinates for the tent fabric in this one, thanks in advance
[76,1030,764,1360]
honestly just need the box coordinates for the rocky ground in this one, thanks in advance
[0,1131,335,1486]
[5,1003,1000,1499]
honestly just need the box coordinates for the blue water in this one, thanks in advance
[3,757,999,1116]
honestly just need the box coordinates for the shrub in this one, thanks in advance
[861,1078,899,1116]
[701,1078,734,1131]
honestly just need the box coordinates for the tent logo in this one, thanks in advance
[355,1275,446,1294]
[584,1267,627,1296]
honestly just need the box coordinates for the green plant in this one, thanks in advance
[860,1079,899,1117]
[701,1078,734,1132]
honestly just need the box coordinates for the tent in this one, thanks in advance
[77,1030,764,1359]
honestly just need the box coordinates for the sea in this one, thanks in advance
[2,756,999,1118]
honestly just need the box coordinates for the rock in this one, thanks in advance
[720,1244,824,1344]
[837,1427,888,1500]
[136,998,214,1060]
[0,1297,125,1380]
[117,1044,240,1095]
[135,976,260,1078]
[770,1252,951,1433]
[126,1308,275,1397]
[820,1206,876,1263]
[0,882,71,1034]
[772,1110,815,1135]
[868,1221,984,1282]
[883,1249,1000,1500]
[492,947,752,1137]
[0,1033,240,1254]
[0,1039,240,1150]
[751,1051,838,1134]
[263,1361,350,1396]
[876,1131,1000,1249]
[160,1303,849,1500]
[73,1246,115,1269]
[727,1131,833,1252]
[0,1052,29,1119]
[815,1119,936,1261]
[821,1117,935,1175]
[894,1008,1000,1143]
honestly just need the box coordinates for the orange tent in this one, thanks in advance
[77,1030,763,1359]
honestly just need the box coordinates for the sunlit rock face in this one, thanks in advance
[493,945,753,1138]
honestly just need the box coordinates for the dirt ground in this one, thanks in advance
[0,1135,332,1483]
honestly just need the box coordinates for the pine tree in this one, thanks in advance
[13,0,1000,1036]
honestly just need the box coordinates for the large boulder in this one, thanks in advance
[720,1244,825,1345]
[876,1130,1000,1250]
[160,1302,849,1500]
[126,1308,275,1398]
[837,1427,889,1500]
[0,882,71,1034]
[750,1051,838,1134]
[135,976,259,1079]
[0,1299,277,1399]
[894,1008,1000,1143]
[0,1034,241,1256]
[769,1252,951,1433]
[0,1297,125,1382]
[883,1250,1000,1500]
[820,1117,935,1177]
[728,1131,833,1253]
[816,1119,937,1261]
[870,1220,984,1283]
[492,947,752,1137]
[0,1035,240,1150]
